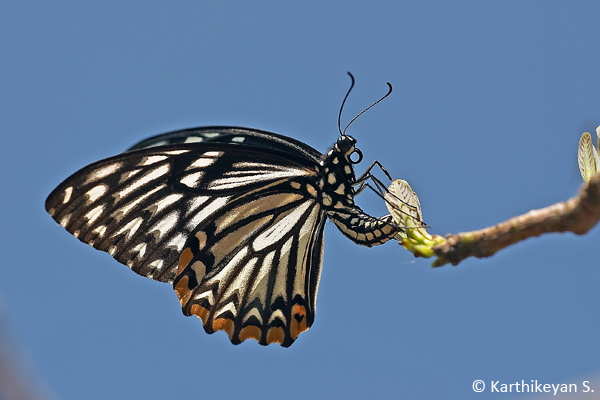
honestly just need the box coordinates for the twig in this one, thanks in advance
[431,171,600,267]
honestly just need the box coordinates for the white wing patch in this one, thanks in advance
[194,288,215,304]
[186,196,210,216]
[162,150,190,155]
[272,236,293,303]
[150,211,179,239]
[85,204,105,225]
[293,205,321,298]
[148,193,183,216]
[242,308,262,325]
[133,242,147,258]
[118,164,170,200]
[268,310,286,325]
[186,157,217,169]
[183,136,204,143]
[84,163,122,185]
[92,225,107,238]
[209,167,309,190]
[119,168,142,184]
[86,185,107,204]
[218,255,258,307]
[252,200,313,251]
[247,250,276,306]
[206,246,249,289]
[185,196,231,230]
[167,233,187,251]
[215,302,238,319]
[115,216,143,240]
[149,259,164,270]
[63,187,73,204]
[59,213,71,228]
[140,155,168,166]
[114,185,164,221]
[180,171,204,188]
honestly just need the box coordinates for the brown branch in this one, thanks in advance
[431,172,600,267]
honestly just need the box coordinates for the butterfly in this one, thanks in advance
[45,78,405,347]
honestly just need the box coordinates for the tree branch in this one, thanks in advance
[431,171,600,267]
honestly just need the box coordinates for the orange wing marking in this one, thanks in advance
[212,318,235,339]
[266,327,285,345]
[239,326,262,343]
[290,304,308,339]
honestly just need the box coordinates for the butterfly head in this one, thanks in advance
[335,135,363,164]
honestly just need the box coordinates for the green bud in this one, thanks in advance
[577,127,600,182]
[385,179,445,258]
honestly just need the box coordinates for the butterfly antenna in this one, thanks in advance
[342,81,393,136]
[338,72,356,136]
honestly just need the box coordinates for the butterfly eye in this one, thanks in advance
[350,148,363,164]
[336,137,353,153]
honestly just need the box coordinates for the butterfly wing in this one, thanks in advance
[46,138,326,345]
[174,182,326,347]
[127,126,323,162]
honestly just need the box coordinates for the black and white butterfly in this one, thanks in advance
[45,81,407,347]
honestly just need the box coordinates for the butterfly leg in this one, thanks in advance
[354,162,425,228]
[355,160,393,184]
[354,161,408,208]
[354,175,388,197]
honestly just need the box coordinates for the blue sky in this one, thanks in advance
[2,2,600,399]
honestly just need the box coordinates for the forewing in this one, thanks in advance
[45,144,317,284]
[127,126,322,163]
[173,189,326,347]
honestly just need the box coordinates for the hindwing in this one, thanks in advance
[174,187,326,347]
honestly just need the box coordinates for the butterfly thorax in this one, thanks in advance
[316,135,359,211]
